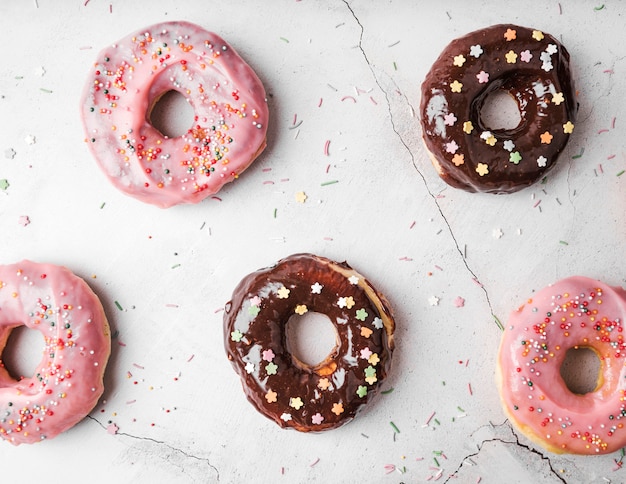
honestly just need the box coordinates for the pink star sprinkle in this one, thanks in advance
[262,349,275,362]
[454,296,466,308]
[250,296,262,306]
[18,215,30,227]
[360,347,373,360]
[520,50,532,63]
[476,71,489,83]
[106,423,119,435]
[312,413,324,425]
[445,141,459,154]
[443,113,457,126]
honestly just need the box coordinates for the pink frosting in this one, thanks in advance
[80,21,269,208]
[497,276,626,454]
[0,261,110,445]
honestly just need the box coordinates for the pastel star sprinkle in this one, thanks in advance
[542,61,553,72]
[485,135,497,146]
[249,305,260,317]
[563,121,575,134]
[428,295,440,306]
[295,191,307,203]
[289,397,304,410]
[361,326,373,338]
[356,386,368,398]
[450,80,463,93]
[505,50,518,64]
[331,402,344,415]
[277,286,290,299]
[445,140,459,154]
[453,54,466,67]
[106,423,119,435]
[295,304,308,315]
[537,156,548,167]
[443,112,457,126]
[348,275,359,285]
[552,92,564,105]
[355,308,368,321]
[360,347,373,360]
[372,317,383,329]
[262,349,275,361]
[311,282,323,294]
[476,163,489,176]
[503,140,515,152]
[469,44,483,58]
[245,362,255,374]
[312,413,324,425]
[265,390,277,403]
[532,30,544,41]
[368,353,380,366]
[364,366,377,385]
[337,297,348,308]
[476,71,489,83]
[318,378,331,390]
[452,153,465,166]
[454,296,466,308]
[265,362,278,375]
[540,131,553,144]
[520,50,533,63]
[250,296,262,306]
[546,44,558,55]
[231,329,243,342]
[492,228,503,239]
[509,151,522,164]
[345,296,355,309]
[504,28,517,41]
[463,121,474,134]
[0,179,10,191]
[280,413,292,422]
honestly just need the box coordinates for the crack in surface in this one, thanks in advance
[342,0,496,323]
[88,415,220,481]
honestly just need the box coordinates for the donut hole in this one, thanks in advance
[149,90,195,138]
[1,325,44,382]
[560,346,601,395]
[479,89,522,132]
[285,312,339,369]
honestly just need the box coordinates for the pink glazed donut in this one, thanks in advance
[497,276,626,454]
[81,21,269,208]
[0,261,110,445]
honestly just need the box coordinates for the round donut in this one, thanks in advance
[420,24,577,193]
[496,276,626,454]
[0,261,110,445]
[81,21,269,208]
[223,253,395,431]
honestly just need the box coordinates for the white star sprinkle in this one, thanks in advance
[372,317,383,329]
[428,296,440,306]
[311,282,323,294]
[245,362,255,374]
[348,275,359,285]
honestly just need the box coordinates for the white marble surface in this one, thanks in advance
[0,1,625,483]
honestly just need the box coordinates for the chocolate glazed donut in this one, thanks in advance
[420,24,577,193]
[224,254,395,431]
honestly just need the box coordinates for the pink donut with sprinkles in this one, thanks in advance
[81,21,269,208]
[0,261,110,445]
[497,276,626,454]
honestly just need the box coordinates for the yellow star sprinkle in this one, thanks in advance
[295,191,307,203]
[295,304,308,315]
[462,121,474,134]
[265,390,277,403]
[289,397,304,410]
[277,286,290,299]
[552,92,565,105]
[452,153,465,166]
[485,135,497,146]
[361,327,373,338]
[318,378,330,390]
[532,30,545,41]
[368,353,380,366]
[331,403,344,416]
[453,54,466,67]
[345,296,355,309]
[476,163,489,176]
[449,80,463,93]
[505,50,518,64]
[563,121,575,134]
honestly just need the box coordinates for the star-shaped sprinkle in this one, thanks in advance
[265,390,277,403]
[505,50,518,64]
[443,112,457,126]
[361,326,373,338]
[266,362,278,375]
[250,296,262,306]
[452,153,465,166]
[312,413,324,425]
[485,135,497,146]
[428,295,440,306]
[348,275,359,285]
[509,151,522,164]
[532,30,544,41]
[295,191,307,203]
[470,44,483,58]
[462,121,474,134]
[18,215,30,227]
[453,54,466,67]
[106,423,119,435]
[360,347,373,360]
[476,71,489,83]
[311,282,323,294]
[245,362,255,374]
[249,305,260,317]
[337,297,348,308]
[295,304,308,315]
[318,378,330,390]
[356,386,368,398]
[4,148,16,159]
[503,140,515,152]
[504,28,517,41]
[231,329,243,342]
[345,296,355,309]
[450,80,463,93]
[289,397,304,410]
[552,92,564,105]
[563,121,574,134]
[454,296,466,308]
[520,50,533,63]
[537,156,548,167]
[445,141,459,154]
[540,131,553,144]
[492,228,503,239]
[355,308,368,321]
[372,317,383,329]
[364,366,377,385]
[262,349,275,362]
[331,402,344,415]
[280,413,292,422]
[277,286,290,299]
[476,163,489,176]
[368,353,380,366]
[24,135,36,145]
[540,51,552,62]
[542,61,553,72]
[0,179,9,191]
[546,44,558,55]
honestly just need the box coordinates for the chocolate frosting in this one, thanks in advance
[224,253,395,432]
[420,24,577,193]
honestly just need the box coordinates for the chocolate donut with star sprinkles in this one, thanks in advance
[420,24,577,193]
[224,253,395,431]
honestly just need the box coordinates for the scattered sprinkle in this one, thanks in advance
[295,191,307,203]
[0,179,10,191]
[390,421,401,433]
[114,300,123,311]
[18,215,30,227]
[321,180,339,186]
[4,148,16,159]
[594,4,605,10]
